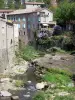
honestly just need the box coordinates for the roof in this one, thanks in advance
[7,7,53,16]
[7,8,38,15]
[0,9,14,13]
[25,2,45,5]
[35,8,53,13]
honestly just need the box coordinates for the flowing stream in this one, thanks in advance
[10,67,38,100]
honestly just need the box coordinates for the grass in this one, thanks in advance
[20,45,40,61]
[43,72,72,85]
[41,68,72,86]
[54,96,75,100]
[18,45,45,61]
[46,68,72,77]
[33,91,45,100]
[15,80,24,87]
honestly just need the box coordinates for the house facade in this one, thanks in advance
[7,8,38,47]
[0,17,18,73]
[36,8,56,29]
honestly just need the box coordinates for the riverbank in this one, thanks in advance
[0,49,75,100]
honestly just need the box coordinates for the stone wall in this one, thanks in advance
[0,18,18,73]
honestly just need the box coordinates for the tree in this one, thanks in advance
[7,0,15,9]
[54,1,75,24]
[15,0,21,9]
[0,0,5,9]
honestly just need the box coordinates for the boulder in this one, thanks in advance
[36,82,47,90]
[11,96,19,100]
[0,78,10,83]
[0,91,12,97]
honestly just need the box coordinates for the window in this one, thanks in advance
[14,17,15,21]
[28,24,30,29]
[18,24,20,28]
[23,17,26,21]
[11,17,14,21]
[28,17,30,21]
[38,17,40,22]
[24,32,25,35]
[11,39,12,44]
[23,24,26,28]
[40,12,45,17]
[18,17,20,21]
[15,16,17,21]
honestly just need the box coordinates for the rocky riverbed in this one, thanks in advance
[0,53,75,100]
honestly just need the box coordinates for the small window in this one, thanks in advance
[28,24,30,29]
[24,32,25,35]
[38,17,40,22]
[18,24,20,28]
[23,17,26,21]
[11,39,12,44]
[14,17,15,21]
[28,17,30,21]
[23,24,26,28]
[18,17,20,21]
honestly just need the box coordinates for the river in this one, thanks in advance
[9,67,37,100]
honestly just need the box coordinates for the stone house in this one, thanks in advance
[36,8,56,29]
[0,17,18,73]
[7,8,39,47]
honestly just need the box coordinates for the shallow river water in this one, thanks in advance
[10,67,37,100]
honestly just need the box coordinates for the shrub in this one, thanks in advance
[62,37,73,50]
[15,80,24,87]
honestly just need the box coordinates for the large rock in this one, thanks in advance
[36,82,47,90]
[0,78,10,83]
[11,96,19,100]
[0,91,12,97]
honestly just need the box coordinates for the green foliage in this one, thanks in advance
[62,37,73,50]
[46,68,72,77]
[54,96,74,100]
[42,68,72,85]
[7,0,15,9]
[0,0,5,9]
[55,1,75,24]
[37,34,75,51]
[20,45,40,61]
[43,72,71,85]
[14,0,21,9]
[15,80,24,87]
[33,91,45,100]
[55,1,72,24]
